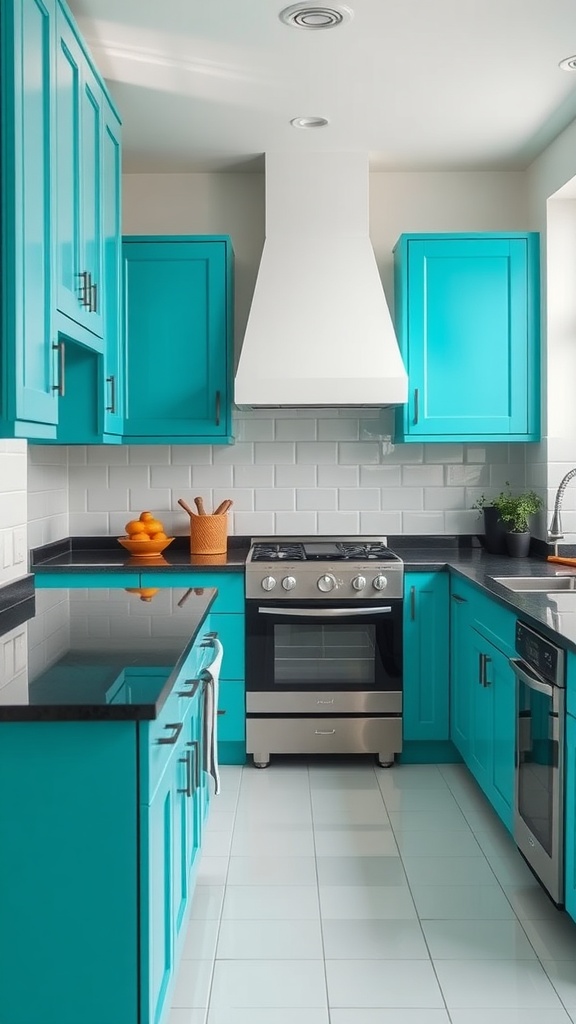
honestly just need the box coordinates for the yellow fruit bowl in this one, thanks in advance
[117,536,175,558]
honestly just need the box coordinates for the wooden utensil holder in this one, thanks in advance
[189,513,228,555]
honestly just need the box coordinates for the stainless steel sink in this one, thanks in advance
[494,575,576,593]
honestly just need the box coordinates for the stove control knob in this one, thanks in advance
[261,576,276,592]
[318,573,336,593]
[352,575,367,591]
[282,576,297,591]
[372,574,388,591]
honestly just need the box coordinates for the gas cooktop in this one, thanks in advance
[249,539,401,563]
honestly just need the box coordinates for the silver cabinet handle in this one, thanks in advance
[258,606,392,618]
[177,750,193,797]
[156,722,183,745]
[187,739,200,791]
[77,271,90,307]
[177,678,201,698]
[315,729,336,735]
[413,387,419,425]
[52,341,66,397]
[105,374,116,413]
[509,657,554,698]
[90,280,98,313]
[215,390,221,427]
[478,652,487,687]
[410,585,416,621]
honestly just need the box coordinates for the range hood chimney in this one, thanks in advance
[234,151,408,408]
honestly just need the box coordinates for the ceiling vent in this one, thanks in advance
[279,5,352,29]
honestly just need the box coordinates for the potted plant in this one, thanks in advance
[492,489,543,557]
[472,491,508,555]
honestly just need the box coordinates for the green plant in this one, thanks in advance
[492,489,543,534]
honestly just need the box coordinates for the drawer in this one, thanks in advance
[210,613,245,680]
[139,686,185,803]
[246,716,402,756]
[246,690,401,715]
[217,680,245,742]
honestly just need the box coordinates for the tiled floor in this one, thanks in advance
[169,761,576,1024]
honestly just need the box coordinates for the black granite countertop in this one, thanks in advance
[31,535,250,573]
[0,584,217,721]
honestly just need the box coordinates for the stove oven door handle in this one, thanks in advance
[257,606,393,618]
[508,657,554,698]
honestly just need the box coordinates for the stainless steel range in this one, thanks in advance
[244,537,404,768]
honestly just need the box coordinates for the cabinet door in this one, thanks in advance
[122,238,233,442]
[468,627,515,831]
[449,589,472,760]
[2,0,58,434]
[101,100,123,434]
[403,572,449,741]
[394,234,539,442]
[79,61,104,337]
[565,713,576,922]
[468,628,493,792]
[141,763,175,1024]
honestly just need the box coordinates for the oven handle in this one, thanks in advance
[509,657,554,698]
[257,605,393,618]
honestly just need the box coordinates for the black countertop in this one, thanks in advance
[0,583,217,721]
[31,535,249,573]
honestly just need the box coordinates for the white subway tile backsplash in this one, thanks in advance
[445,509,483,533]
[0,455,27,491]
[382,443,424,464]
[296,488,337,511]
[254,442,295,465]
[255,489,295,511]
[446,464,490,486]
[212,488,254,512]
[424,486,466,510]
[317,419,359,441]
[359,465,401,487]
[380,488,423,511]
[318,465,359,487]
[233,512,275,535]
[128,487,172,512]
[338,442,379,465]
[423,444,464,464]
[88,487,129,513]
[67,446,87,464]
[275,464,317,488]
[338,488,380,511]
[150,465,192,489]
[236,418,275,442]
[403,511,445,534]
[234,464,275,488]
[128,445,171,465]
[360,511,403,534]
[87,445,128,464]
[109,465,150,489]
[69,512,109,535]
[317,511,360,534]
[171,445,212,465]
[0,491,27,529]
[275,419,317,441]
[465,446,487,464]
[275,512,317,534]
[213,443,254,466]
[297,442,338,464]
[192,465,234,488]
[402,464,444,486]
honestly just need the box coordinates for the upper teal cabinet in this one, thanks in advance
[101,103,123,436]
[0,0,59,439]
[122,237,234,444]
[54,2,105,344]
[394,233,540,442]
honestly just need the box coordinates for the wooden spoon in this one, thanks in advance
[194,495,207,516]
[177,498,197,518]
[213,499,233,516]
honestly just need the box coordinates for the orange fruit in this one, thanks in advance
[144,519,164,536]
[152,532,168,541]
[139,511,154,522]
[129,532,150,542]
[125,519,146,535]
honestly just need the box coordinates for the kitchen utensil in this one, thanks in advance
[190,514,227,555]
[178,498,197,517]
[547,555,576,567]
[213,499,234,515]
[117,536,175,558]
[194,496,207,515]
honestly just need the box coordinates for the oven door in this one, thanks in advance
[245,599,402,694]
[510,656,564,905]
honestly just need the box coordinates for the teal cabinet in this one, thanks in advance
[565,713,576,922]
[403,572,449,741]
[122,237,234,444]
[1,0,58,438]
[54,1,104,343]
[101,100,124,435]
[449,585,473,761]
[394,233,540,442]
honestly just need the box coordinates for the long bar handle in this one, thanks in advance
[258,606,393,618]
[187,739,200,791]
[77,271,90,307]
[509,657,554,698]
[413,387,419,425]
[410,585,416,621]
[315,729,336,735]
[106,374,116,413]
[177,678,201,698]
[52,341,66,397]
[156,722,183,745]
[177,750,193,797]
[215,390,221,427]
[90,281,98,313]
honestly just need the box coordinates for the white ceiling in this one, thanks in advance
[69,0,576,173]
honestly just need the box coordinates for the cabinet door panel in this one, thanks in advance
[141,776,174,1024]
[403,572,449,741]
[80,66,103,336]
[54,10,83,326]
[565,713,576,922]
[468,629,493,791]
[101,102,123,433]
[450,591,472,760]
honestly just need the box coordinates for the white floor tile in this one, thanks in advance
[210,959,327,1008]
[172,960,214,1008]
[411,884,516,920]
[484,852,541,886]
[325,958,444,1008]
[402,855,496,886]
[378,787,462,812]
[196,857,229,885]
[182,919,220,960]
[310,790,390,825]
[319,884,417,919]
[433,958,562,1009]
[309,769,380,791]
[389,807,469,831]
[216,919,324,959]
[204,811,236,833]
[422,918,537,959]
[315,855,406,886]
[394,829,482,858]
[330,1012,450,1024]
[230,828,315,857]
[226,855,317,885]
[473,827,520,861]
[502,884,562,920]
[542,959,576,1007]
[189,886,225,921]
[313,826,398,857]
[521,913,576,960]
[377,765,449,790]
[201,831,233,858]
[207,1009,329,1024]
[233,800,313,826]
[449,1011,573,1024]
[322,917,429,959]
[169,1009,208,1024]
[222,885,320,920]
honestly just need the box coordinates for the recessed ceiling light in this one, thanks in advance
[559,55,576,71]
[290,116,329,129]
[279,5,353,29]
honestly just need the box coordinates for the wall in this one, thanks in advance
[27,447,69,550]
[0,441,27,587]
[30,168,534,542]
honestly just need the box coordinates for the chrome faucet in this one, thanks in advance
[548,467,576,553]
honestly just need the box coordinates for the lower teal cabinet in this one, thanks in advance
[449,585,473,760]
[403,572,449,741]
[565,713,576,922]
[122,236,234,444]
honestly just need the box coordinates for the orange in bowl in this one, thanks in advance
[117,535,175,558]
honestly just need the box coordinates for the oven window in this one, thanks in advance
[274,622,379,686]
[517,682,555,856]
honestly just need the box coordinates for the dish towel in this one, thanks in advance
[203,638,223,796]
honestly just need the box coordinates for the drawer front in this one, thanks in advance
[246,690,402,715]
[217,680,245,742]
[246,716,402,756]
[210,613,245,680]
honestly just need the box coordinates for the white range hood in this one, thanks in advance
[234,151,408,409]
